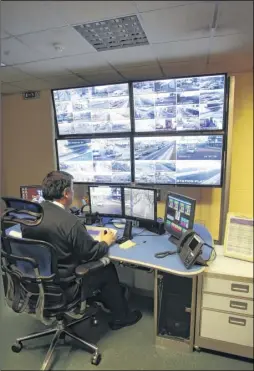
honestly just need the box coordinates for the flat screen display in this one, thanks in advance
[133,74,226,132]
[124,187,156,221]
[20,186,44,203]
[57,138,131,183]
[134,135,223,186]
[89,186,123,216]
[53,83,131,135]
[165,192,196,239]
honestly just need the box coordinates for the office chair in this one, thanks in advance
[1,197,110,370]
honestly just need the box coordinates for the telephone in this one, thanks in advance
[116,220,133,244]
[177,229,207,269]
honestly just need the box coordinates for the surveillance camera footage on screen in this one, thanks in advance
[134,135,223,186]
[57,138,131,183]
[90,186,122,216]
[124,187,155,221]
[53,83,131,135]
[133,74,225,132]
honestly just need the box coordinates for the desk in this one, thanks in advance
[6,223,213,352]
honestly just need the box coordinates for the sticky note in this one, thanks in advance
[119,240,136,249]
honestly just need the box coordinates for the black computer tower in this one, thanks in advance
[157,272,193,340]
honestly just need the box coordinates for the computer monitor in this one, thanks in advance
[123,187,156,222]
[134,135,224,186]
[88,186,123,217]
[164,192,196,244]
[20,185,44,204]
[56,138,131,184]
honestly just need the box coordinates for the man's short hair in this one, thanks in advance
[42,171,74,200]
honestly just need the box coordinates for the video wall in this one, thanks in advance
[53,74,227,187]
[53,83,130,135]
[133,75,225,132]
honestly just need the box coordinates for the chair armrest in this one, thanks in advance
[75,257,110,278]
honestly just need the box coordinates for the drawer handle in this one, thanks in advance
[228,316,246,327]
[231,283,249,293]
[230,301,248,311]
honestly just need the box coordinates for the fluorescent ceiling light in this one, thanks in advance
[1,63,6,67]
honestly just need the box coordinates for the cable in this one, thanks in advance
[204,242,217,262]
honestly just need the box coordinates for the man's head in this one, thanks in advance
[42,171,74,207]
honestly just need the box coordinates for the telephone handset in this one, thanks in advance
[177,229,207,269]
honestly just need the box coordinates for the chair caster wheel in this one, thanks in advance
[91,352,101,366]
[91,317,99,327]
[12,342,23,353]
[194,346,201,353]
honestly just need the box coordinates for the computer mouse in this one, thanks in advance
[104,230,108,235]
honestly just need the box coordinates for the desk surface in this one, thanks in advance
[109,224,213,276]
[6,223,213,277]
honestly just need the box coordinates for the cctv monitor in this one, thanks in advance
[52,83,131,136]
[134,135,224,186]
[165,192,196,244]
[123,187,156,222]
[133,74,226,132]
[88,186,123,217]
[56,138,131,184]
[20,185,44,204]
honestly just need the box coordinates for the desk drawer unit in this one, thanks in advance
[202,293,253,316]
[201,310,253,347]
[195,273,254,359]
[203,276,253,299]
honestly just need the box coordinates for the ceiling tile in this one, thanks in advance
[1,1,65,35]
[118,64,163,80]
[11,78,51,91]
[140,2,215,43]
[43,74,88,90]
[1,37,47,65]
[1,82,23,94]
[161,60,207,77]
[16,59,72,77]
[210,33,253,56]
[135,1,198,12]
[215,1,253,36]
[59,53,111,74]
[0,66,33,83]
[17,26,95,59]
[1,29,11,39]
[100,45,157,68]
[48,1,137,26]
[81,70,124,84]
[152,38,209,63]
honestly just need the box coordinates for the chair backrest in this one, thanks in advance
[1,198,66,324]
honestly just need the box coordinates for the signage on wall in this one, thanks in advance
[22,91,40,100]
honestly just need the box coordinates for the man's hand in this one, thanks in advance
[100,229,116,247]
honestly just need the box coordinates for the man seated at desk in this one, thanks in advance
[22,170,142,330]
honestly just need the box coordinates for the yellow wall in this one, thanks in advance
[1,72,253,239]
[228,72,253,217]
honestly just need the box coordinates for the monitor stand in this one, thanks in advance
[168,235,179,246]
[96,215,105,227]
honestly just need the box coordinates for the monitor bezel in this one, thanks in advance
[131,72,228,134]
[133,133,225,188]
[164,191,196,239]
[88,185,124,218]
[20,185,43,199]
[123,186,157,223]
[51,82,132,138]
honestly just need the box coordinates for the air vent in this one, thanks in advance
[74,15,149,52]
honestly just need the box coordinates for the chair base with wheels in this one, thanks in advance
[12,314,101,370]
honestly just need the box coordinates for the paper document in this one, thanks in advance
[119,240,136,250]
